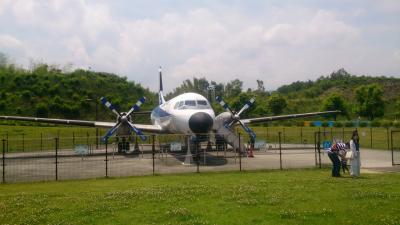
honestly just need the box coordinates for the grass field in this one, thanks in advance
[0,124,397,152]
[0,169,399,225]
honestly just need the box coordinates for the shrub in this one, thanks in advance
[322,121,329,127]
[344,121,354,127]
[380,120,393,128]
[334,121,343,127]
[359,121,368,127]
[370,120,381,127]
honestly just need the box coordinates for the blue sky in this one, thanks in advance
[0,0,399,92]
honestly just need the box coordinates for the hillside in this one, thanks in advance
[275,69,400,118]
[0,64,156,123]
[0,63,399,125]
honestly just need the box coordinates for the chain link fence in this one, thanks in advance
[1,128,398,183]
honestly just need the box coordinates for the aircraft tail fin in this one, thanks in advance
[158,66,166,105]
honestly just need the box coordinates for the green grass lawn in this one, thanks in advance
[1,169,399,225]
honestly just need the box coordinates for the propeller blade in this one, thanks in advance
[101,122,121,142]
[126,97,146,117]
[215,96,234,114]
[100,97,120,116]
[127,121,147,141]
[237,98,255,116]
[238,120,256,140]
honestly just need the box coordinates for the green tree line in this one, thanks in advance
[1,55,399,124]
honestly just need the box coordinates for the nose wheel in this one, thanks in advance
[117,137,130,153]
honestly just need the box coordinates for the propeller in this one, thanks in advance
[100,97,147,142]
[216,96,257,140]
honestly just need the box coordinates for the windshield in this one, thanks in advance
[174,99,211,110]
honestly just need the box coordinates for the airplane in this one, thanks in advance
[0,67,340,153]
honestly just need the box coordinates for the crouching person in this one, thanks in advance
[328,142,346,177]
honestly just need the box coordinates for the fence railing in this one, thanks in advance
[1,129,398,183]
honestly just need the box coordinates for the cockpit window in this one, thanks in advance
[184,100,196,106]
[175,99,211,110]
[197,100,207,105]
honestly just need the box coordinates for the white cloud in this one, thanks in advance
[0,34,23,49]
[0,1,399,92]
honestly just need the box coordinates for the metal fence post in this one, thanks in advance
[40,133,43,151]
[86,132,90,154]
[279,132,282,170]
[314,132,318,166]
[300,127,303,144]
[55,137,58,181]
[317,131,322,169]
[387,128,390,150]
[238,132,242,171]
[196,141,200,173]
[6,132,8,153]
[72,132,75,147]
[152,135,155,175]
[22,133,25,152]
[391,131,394,166]
[105,140,108,178]
[2,139,5,183]
[370,127,373,148]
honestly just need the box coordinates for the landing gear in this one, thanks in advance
[117,137,130,153]
[215,134,226,150]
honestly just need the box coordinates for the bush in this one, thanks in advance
[334,121,343,127]
[344,121,354,127]
[380,120,393,128]
[322,121,329,127]
[359,121,368,127]
[393,121,400,128]
[370,120,381,127]
[296,121,304,127]
[282,121,293,127]
[35,103,49,117]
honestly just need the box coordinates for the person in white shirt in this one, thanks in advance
[349,130,360,177]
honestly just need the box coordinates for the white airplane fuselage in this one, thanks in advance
[150,92,215,135]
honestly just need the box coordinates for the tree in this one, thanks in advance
[256,79,265,93]
[268,94,287,115]
[355,84,385,120]
[0,52,7,67]
[225,79,243,98]
[35,103,49,117]
[320,93,348,120]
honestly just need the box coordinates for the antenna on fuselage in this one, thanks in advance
[158,66,166,105]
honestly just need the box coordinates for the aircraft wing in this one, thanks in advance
[0,115,163,133]
[240,110,340,124]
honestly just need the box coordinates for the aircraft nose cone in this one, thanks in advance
[189,112,213,134]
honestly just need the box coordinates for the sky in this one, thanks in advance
[0,0,399,93]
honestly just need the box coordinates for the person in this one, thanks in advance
[328,142,345,177]
[349,130,361,177]
[339,146,349,174]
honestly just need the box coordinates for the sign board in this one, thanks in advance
[323,141,332,150]
[313,121,322,127]
[74,145,89,155]
[254,140,266,150]
[170,142,182,151]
